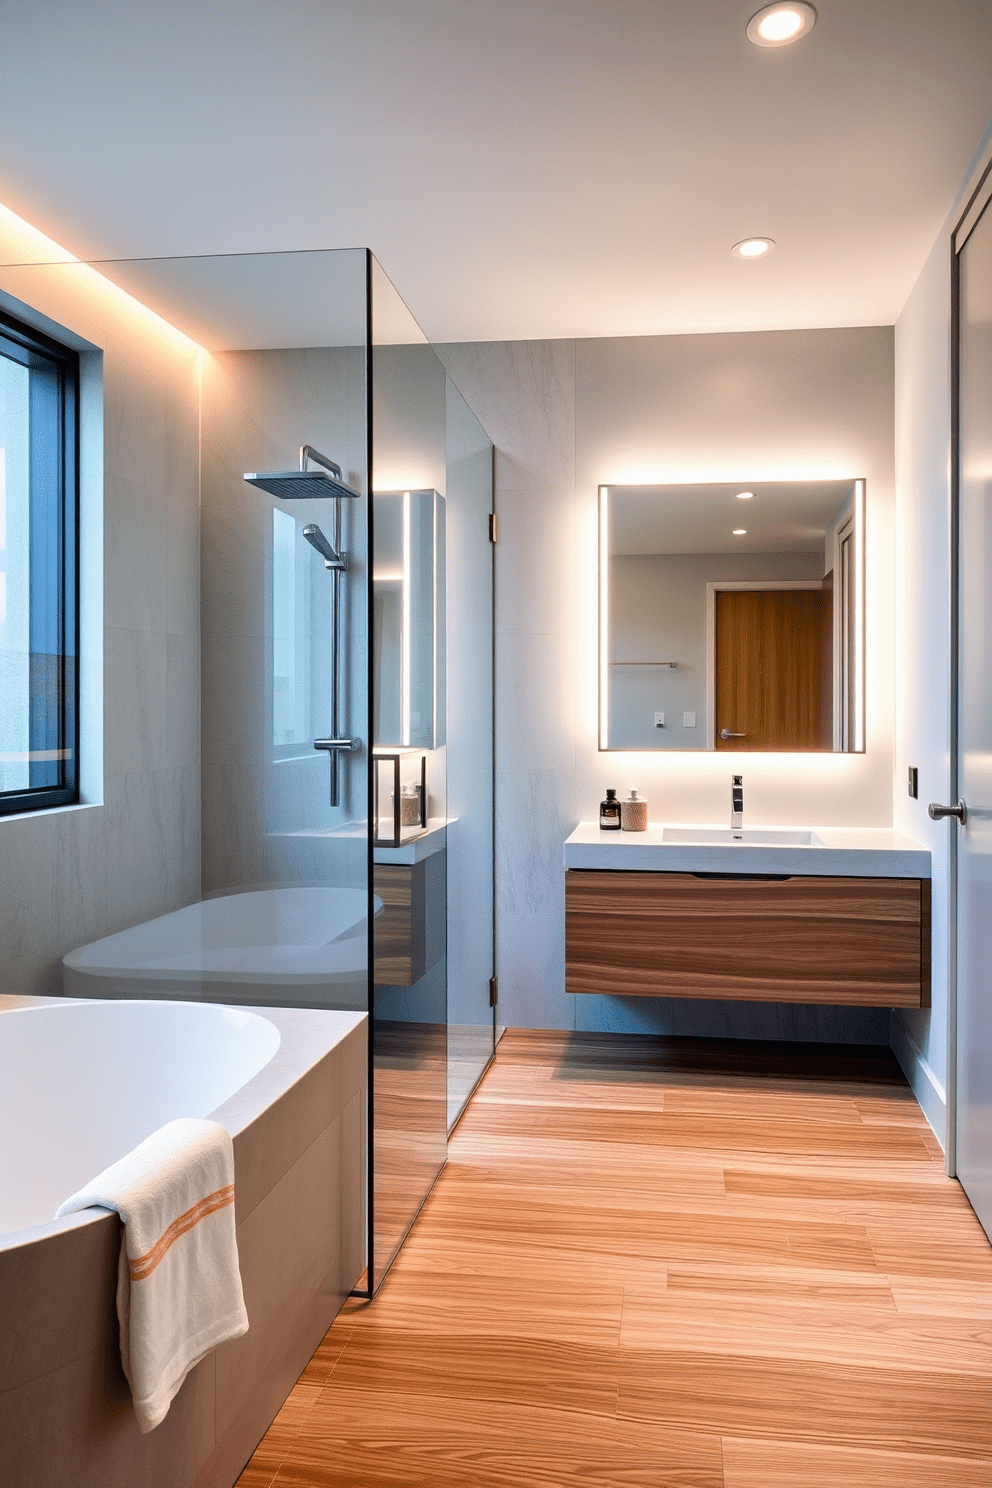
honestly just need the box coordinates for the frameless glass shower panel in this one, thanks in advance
[444,377,495,1128]
[11,249,373,1017]
[194,251,371,1013]
[370,254,447,1290]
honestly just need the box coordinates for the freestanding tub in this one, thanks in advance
[0,995,366,1488]
[62,885,378,1009]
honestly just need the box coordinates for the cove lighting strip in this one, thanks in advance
[402,490,412,748]
[599,486,609,750]
[854,479,865,753]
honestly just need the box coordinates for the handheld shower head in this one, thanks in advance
[303,522,345,570]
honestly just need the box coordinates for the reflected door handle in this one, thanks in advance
[720,729,747,740]
[928,799,967,824]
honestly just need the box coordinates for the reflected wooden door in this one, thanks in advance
[715,588,828,750]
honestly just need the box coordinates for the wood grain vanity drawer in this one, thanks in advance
[565,870,930,1007]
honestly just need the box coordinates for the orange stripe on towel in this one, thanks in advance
[129,1185,236,1281]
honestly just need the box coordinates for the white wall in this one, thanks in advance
[0,225,202,996]
[440,327,895,1036]
[891,118,992,1149]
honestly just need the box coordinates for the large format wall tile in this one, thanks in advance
[494,488,577,637]
[104,628,169,780]
[438,340,574,490]
[0,247,201,996]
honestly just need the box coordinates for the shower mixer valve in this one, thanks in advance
[314,736,362,806]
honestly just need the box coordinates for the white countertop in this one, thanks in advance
[564,822,931,878]
[266,816,454,865]
[373,817,451,865]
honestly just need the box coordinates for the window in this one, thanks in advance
[0,309,78,814]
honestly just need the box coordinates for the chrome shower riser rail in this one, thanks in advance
[243,444,361,807]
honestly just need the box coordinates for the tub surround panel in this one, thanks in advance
[0,1207,120,1395]
[1,1339,217,1488]
[0,1000,365,1488]
[209,1092,363,1473]
[217,1007,366,1224]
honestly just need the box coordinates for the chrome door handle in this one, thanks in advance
[928,799,967,823]
[720,729,747,740]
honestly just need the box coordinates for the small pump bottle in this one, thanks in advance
[599,788,622,830]
[621,787,648,832]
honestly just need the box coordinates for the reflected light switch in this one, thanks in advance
[683,711,696,727]
[654,712,665,728]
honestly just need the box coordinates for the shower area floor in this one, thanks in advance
[236,1029,992,1486]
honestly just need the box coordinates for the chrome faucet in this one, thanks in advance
[731,775,743,830]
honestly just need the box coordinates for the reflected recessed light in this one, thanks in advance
[747,3,816,47]
[732,237,775,259]
[735,490,755,500]
[732,528,748,536]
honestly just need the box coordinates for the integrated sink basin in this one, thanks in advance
[661,827,824,847]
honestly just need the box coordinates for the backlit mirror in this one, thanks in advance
[599,480,864,752]
[373,488,445,748]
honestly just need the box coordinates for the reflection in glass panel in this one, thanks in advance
[373,489,444,749]
[444,375,496,1129]
[599,480,865,752]
[0,353,30,794]
[272,507,313,754]
[370,254,448,1293]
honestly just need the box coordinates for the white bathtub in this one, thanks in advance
[63,885,377,1008]
[0,994,366,1488]
[0,999,280,1236]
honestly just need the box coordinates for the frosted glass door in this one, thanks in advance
[955,189,992,1241]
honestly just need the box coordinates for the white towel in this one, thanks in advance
[56,1117,249,1433]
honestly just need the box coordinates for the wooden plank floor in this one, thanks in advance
[237,1030,992,1487]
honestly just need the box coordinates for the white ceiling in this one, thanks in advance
[0,1,989,344]
[610,480,854,554]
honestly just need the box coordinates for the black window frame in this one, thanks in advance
[0,307,80,816]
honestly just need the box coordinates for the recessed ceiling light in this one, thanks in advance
[735,490,755,500]
[747,3,816,47]
[732,528,748,536]
[732,238,775,259]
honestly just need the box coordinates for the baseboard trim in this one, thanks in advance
[890,1013,946,1150]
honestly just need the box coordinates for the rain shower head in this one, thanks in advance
[244,443,360,501]
[302,522,345,570]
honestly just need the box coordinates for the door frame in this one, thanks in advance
[947,145,992,1178]
[705,580,822,749]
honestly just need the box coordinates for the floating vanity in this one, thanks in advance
[564,824,931,1008]
[373,818,449,986]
